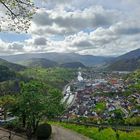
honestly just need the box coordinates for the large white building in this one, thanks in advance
[77,72,83,82]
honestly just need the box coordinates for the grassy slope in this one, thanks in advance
[50,122,140,140]
[20,67,76,89]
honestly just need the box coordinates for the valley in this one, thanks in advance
[0,0,140,139]
[0,49,140,140]
[62,70,140,126]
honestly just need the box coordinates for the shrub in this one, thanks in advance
[36,123,52,140]
[4,120,24,133]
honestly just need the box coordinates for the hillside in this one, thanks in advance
[117,48,140,60]
[0,65,16,82]
[60,62,86,68]
[0,58,25,71]
[20,67,76,89]
[19,58,58,68]
[1,53,114,67]
[108,48,140,71]
[108,57,140,71]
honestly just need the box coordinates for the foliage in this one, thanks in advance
[128,70,140,81]
[0,68,32,96]
[126,70,140,94]
[125,117,140,126]
[20,67,76,89]
[0,65,16,82]
[36,123,52,140]
[60,62,86,68]
[108,109,125,124]
[0,81,18,96]
[0,0,35,32]
[95,102,106,113]
[3,119,24,133]
[0,58,26,71]
[11,81,48,137]
[50,122,140,140]
[21,58,58,68]
[11,80,64,138]
[45,88,65,119]
[0,95,15,120]
[108,57,140,71]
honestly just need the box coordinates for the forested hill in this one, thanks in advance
[0,58,25,71]
[107,57,140,71]
[19,58,86,69]
[107,48,140,71]
[0,65,16,82]
[60,62,86,68]
[19,58,58,68]
[1,53,113,67]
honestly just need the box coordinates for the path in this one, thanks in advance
[0,128,25,140]
[51,125,92,140]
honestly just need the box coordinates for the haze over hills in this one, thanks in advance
[0,53,114,67]
[0,58,26,71]
[0,48,140,70]
[0,65,16,82]
[60,62,86,68]
[19,58,58,68]
[116,48,140,60]
[108,48,140,71]
[18,58,86,69]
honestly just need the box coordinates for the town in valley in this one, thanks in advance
[62,70,140,124]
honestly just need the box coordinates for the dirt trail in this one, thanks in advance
[0,129,25,140]
[51,125,92,140]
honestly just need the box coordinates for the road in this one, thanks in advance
[62,81,77,108]
[51,125,92,140]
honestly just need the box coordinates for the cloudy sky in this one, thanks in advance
[0,0,140,56]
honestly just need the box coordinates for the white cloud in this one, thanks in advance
[30,6,121,36]
[0,0,140,56]
[0,40,25,55]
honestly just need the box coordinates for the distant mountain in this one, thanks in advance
[0,58,25,71]
[19,58,58,68]
[108,48,140,71]
[0,53,114,67]
[60,62,86,68]
[108,57,140,71]
[116,48,140,60]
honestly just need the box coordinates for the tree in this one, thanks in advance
[0,95,15,120]
[46,88,65,119]
[11,81,47,138]
[0,0,35,32]
[125,117,140,126]
[11,81,64,139]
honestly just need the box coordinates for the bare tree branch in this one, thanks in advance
[0,0,18,17]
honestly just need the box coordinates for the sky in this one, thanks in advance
[0,0,140,56]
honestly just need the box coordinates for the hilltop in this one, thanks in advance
[19,58,58,68]
[1,53,113,67]
[0,58,25,71]
[108,48,140,71]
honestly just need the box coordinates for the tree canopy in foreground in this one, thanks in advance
[11,80,64,138]
[0,0,35,32]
